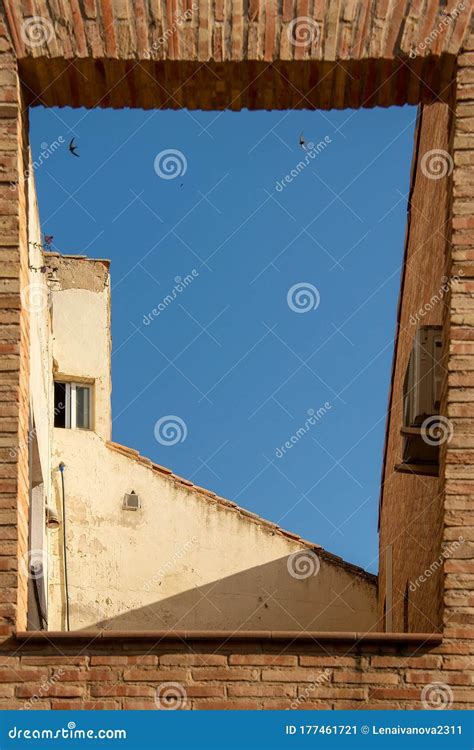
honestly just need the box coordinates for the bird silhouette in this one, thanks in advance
[299,132,307,149]
[68,138,80,157]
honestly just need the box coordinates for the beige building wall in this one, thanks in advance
[27,214,376,633]
[49,429,376,631]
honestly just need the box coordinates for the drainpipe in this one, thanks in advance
[58,462,70,631]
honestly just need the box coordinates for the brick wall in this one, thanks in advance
[0,2,472,710]
[2,633,471,710]
[378,100,453,633]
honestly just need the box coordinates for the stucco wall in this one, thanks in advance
[50,257,111,441]
[49,428,376,632]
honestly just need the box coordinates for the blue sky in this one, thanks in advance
[30,104,417,573]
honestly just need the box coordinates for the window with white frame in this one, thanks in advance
[54,382,92,430]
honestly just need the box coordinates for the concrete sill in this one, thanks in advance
[15,631,443,644]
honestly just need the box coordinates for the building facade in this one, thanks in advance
[0,0,472,710]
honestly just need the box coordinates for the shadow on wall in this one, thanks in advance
[75,555,378,633]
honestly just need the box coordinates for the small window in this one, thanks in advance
[54,382,92,430]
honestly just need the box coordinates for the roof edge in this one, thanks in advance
[105,440,377,585]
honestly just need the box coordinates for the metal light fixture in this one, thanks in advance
[122,490,141,511]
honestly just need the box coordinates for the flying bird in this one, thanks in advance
[299,132,307,149]
[68,138,80,157]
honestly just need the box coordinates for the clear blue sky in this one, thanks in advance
[30,104,416,574]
